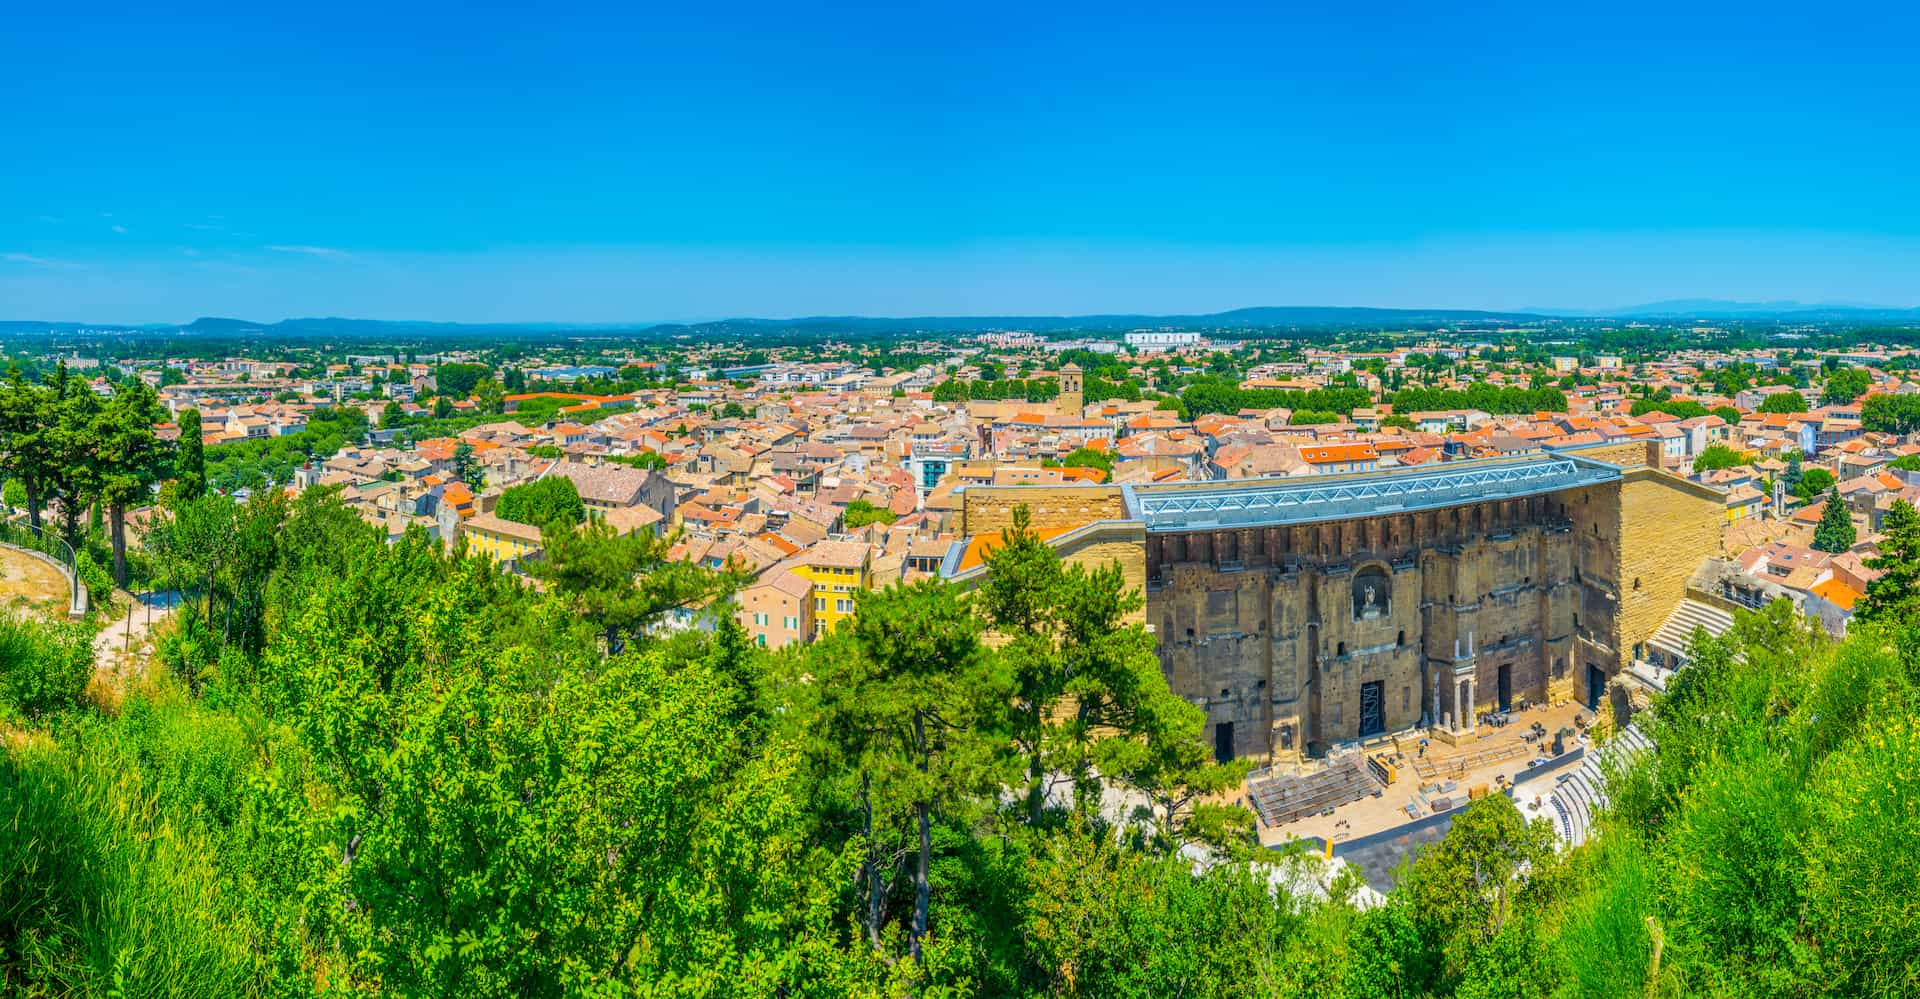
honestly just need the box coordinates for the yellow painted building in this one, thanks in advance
[789,540,872,637]
[462,512,545,566]
[1723,483,1765,524]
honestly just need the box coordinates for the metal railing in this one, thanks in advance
[0,515,84,612]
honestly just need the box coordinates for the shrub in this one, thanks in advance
[0,613,95,719]
[75,548,114,611]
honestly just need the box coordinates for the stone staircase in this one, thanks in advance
[1547,725,1653,847]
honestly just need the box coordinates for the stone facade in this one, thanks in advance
[960,484,1127,537]
[1148,490,1600,761]
[956,445,1722,765]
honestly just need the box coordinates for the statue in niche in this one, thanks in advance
[1353,566,1390,620]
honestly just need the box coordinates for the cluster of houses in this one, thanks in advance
[84,340,1920,647]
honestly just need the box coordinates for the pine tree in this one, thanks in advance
[1858,499,1920,624]
[96,381,175,585]
[1784,450,1803,494]
[1813,487,1857,553]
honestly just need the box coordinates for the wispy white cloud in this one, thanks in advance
[266,244,351,259]
[110,224,128,234]
[2,252,79,269]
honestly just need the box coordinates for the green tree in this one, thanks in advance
[1794,466,1835,500]
[0,366,56,528]
[1856,499,1920,624]
[1821,366,1871,406]
[452,441,484,489]
[433,362,491,398]
[1630,399,1710,419]
[94,381,175,585]
[1691,443,1745,474]
[1813,487,1856,552]
[822,580,1011,963]
[1782,449,1803,493]
[472,377,506,414]
[494,475,585,527]
[1757,391,1808,414]
[843,498,896,529]
[1862,392,1920,434]
[379,400,407,429]
[531,520,736,653]
[174,407,206,500]
[1060,446,1114,478]
[980,507,1252,845]
[46,375,104,547]
[1390,795,1559,995]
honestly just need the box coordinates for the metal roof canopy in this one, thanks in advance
[1122,453,1622,532]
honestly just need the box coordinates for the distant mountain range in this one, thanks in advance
[3,301,1917,340]
[3,306,1560,341]
[1564,299,1920,321]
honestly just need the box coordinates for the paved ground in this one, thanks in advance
[1258,699,1594,850]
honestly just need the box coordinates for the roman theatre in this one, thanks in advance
[943,441,1721,765]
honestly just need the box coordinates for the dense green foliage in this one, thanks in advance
[1792,466,1834,501]
[842,498,896,529]
[204,406,368,493]
[434,361,492,398]
[0,613,94,720]
[932,377,1061,403]
[0,365,176,586]
[1181,378,1370,418]
[1059,446,1113,479]
[1388,384,1568,416]
[1813,486,1856,552]
[494,475,585,527]
[1691,443,1746,473]
[1757,391,1808,414]
[6,463,1920,997]
[1628,399,1709,420]
[1861,391,1920,434]
[1820,366,1870,405]
[1858,499,1920,624]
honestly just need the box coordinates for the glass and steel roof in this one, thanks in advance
[1120,453,1621,532]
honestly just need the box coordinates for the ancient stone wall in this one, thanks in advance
[960,485,1127,537]
[1615,468,1726,669]
[1147,491,1593,763]
[953,453,1723,765]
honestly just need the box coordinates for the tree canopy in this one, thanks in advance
[5,459,1920,996]
[1757,391,1809,414]
[1692,442,1746,474]
[494,475,585,527]
[1813,487,1856,552]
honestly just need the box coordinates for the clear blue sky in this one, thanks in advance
[4,1,1919,323]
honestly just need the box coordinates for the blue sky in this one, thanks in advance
[4,1,1919,323]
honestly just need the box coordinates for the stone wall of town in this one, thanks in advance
[960,485,1128,537]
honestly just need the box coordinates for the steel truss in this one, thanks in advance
[1125,457,1617,531]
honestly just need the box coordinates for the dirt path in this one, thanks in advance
[93,594,176,686]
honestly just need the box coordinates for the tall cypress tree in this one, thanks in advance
[1814,487,1857,553]
[175,408,206,500]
